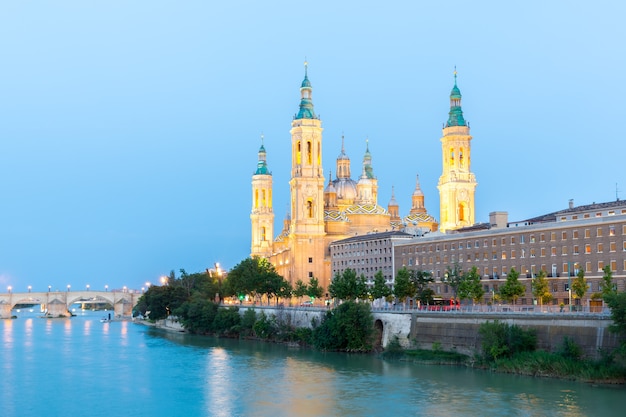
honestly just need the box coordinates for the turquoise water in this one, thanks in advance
[1,309,623,417]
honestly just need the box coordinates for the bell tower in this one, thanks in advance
[250,135,274,258]
[438,69,477,232]
[288,62,327,286]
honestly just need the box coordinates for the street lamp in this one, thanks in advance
[160,276,168,286]
[67,284,71,292]
[123,286,127,293]
[28,285,31,293]
[105,285,108,292]
[48,285,51,292]
[7,286,12,294]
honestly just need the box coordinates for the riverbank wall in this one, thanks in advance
[238,306,620,359]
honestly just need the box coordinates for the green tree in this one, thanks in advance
[459,266,484,305]
[328,268,367,301]
[444,263,463,301]
[410,269,434,304]
[370,270,391,301]
[312,301,374,352]
[293,279,308,300]
[571,269,589,309]
[393,267,415,308]
[137,284,187,320]
[307,276,324,302]
[499,267,525,305]
[600,265,618,297]
[224,257,284,303]
[604,292,626,353]
[532,269,552,309]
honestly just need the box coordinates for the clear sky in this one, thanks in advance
[1,1,624,292]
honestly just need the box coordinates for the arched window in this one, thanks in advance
[450,148,454,166]
[260,226,266,241]
[459,202,465,222]
[254,189,259,208]
[307,199,314,218]
[296,141,301,164]
[261,189,266,207]
[307,141,312,164]
[459,148,464,168]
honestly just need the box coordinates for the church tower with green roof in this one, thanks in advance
[250,136,275,258]
[437,70,477,232]
[286,62,328,287]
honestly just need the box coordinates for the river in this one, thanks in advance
[0,308,623,417]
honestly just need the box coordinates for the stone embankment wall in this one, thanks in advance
[237,306,620,359]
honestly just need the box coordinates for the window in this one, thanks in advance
[598,261,604,272]
[520,235,525,244]
[573,245,579,255]
[530,235,535,243]
[597,243,604,253]
[530,248,536,258]
[584,229,591,238]
[610,242,616,252]
[551,232,556,241]
[511,236,516,245]
[551,247,557,256]
[611,260,617,271]
[562,246,568,255]
[501,251,507,260]
[573,230,579,239]
[540,248,546,257]
[540,233,546,242]
[511,250,516,259]
[610,226,616,236]
[562,231,567,240]
[585,244,591,254]
[308,257,313,263]
[597,227,603,237]
[308,271,313,278]
[585,262,591,273]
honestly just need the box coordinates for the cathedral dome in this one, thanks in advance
[332,177,357,200]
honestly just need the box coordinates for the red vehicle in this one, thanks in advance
[425,298,460,311]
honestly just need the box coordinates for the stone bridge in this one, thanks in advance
[0,290,141,319]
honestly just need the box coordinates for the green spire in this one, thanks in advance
[296,60,317,120]
[446,67,466,127]
[255,134,271,175]
[362,138,375,179]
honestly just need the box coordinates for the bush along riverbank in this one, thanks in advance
[382,320,626,384]
[171,298,375,352]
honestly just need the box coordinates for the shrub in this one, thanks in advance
[312,301,374,352]
[253,311,277,339]
[558,336,583,360]
[213,307,241,335]
[479,320,537,361]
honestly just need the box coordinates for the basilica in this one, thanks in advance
[250,64,477,291]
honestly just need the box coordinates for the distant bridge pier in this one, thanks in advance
[45,298,72,318]
[0,302,12,319]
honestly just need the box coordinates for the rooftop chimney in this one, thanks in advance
[568,199,574,209]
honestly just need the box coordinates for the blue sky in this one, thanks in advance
[1,1,624,292]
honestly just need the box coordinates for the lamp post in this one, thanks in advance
[105,285,108,292]
[567,261,572,312]
[28,285,31,293]
[123,286,127,293]
[48,285,51,292]
[8,286,12,294]
[86,284,90,291]
[67,284,71,292]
